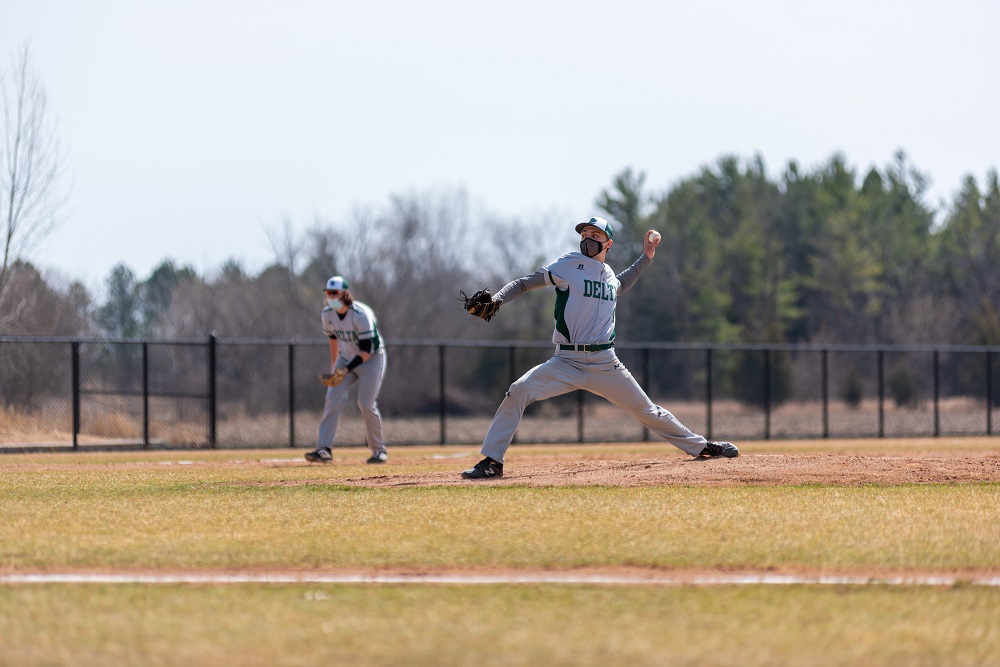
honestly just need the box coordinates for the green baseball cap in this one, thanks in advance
[325,275,350,291]
[574,216,614,239]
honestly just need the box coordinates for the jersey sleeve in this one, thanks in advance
[320,307,334,337]
[494,270,548,304]
[616,254,652,295]
[540,253,577,290]
[353,308,377,341]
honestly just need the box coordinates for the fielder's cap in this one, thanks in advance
[575,216,614,239]
[325,275,349,291]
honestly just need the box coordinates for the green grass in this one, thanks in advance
[2,445,1000,666]
[1,584,998,667]
[2,465,999,570]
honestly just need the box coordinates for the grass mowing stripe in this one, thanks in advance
[4,572,1000,585]
[1,584,999,667]
[3,480,999,571]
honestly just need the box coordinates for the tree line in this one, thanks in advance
[602,151,999,348]
[3,45,998,349]
[3,151,999,351]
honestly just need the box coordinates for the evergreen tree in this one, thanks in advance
[94,264,142,338]
[937,170,1000,345]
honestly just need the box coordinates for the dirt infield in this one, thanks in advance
[4,439,999,488]
[338,452,1000,487]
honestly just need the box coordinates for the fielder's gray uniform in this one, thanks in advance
[480,251,708,463]
[318,301,387,456]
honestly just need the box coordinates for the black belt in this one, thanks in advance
[558,343,614,352]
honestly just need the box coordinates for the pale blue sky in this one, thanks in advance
[3,0,999,291]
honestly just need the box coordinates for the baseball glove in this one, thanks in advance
[318,368,347,387]
[460,289,501,322]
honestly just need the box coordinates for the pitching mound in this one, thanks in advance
[341,452,1000,488]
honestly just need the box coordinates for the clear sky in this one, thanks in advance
[3,0,999,292]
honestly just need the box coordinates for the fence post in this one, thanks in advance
[705,348,713,440]
[208,334,217,448]
[764,348,772,440]
[933,350,940,437]
[72,341,80,450]
[142,342,149,448]
[288,342,295,448]
[438,345,446,445]
[878,350,885,438]
[822,349,829,438]
[988,350,994,436]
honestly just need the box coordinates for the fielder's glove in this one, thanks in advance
[460,289,501,322]
[318,368,347,387]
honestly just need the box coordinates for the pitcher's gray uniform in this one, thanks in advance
[318,300,387,458]
[480,251,708,462]
[462,217,737,479]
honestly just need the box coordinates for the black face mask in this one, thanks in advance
[580,237,604,257]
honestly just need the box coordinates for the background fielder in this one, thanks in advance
[305,275,388,465]
[460,217,738,479]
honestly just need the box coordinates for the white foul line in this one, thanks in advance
[2,572,999,586]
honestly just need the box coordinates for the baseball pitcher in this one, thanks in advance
[459,217,738,479]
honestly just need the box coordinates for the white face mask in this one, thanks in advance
[327,298,343,310]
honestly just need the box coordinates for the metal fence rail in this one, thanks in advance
[1,335,997,451]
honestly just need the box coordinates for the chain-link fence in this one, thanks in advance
[1,335,997,451]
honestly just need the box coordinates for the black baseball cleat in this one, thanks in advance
[366,451,388,464]
[304,447,333,463]
[698,441,739,458]
[461,456,503,479]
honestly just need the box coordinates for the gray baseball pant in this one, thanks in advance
[481,349,707,463]
[318,350,387,455]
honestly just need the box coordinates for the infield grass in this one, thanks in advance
[1,456,999,571]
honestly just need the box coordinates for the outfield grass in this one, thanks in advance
[2,445,999,666]
[1,584,998,667]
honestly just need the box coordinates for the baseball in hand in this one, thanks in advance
[647,231,661,244]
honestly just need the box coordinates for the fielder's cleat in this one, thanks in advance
[461,456,503,479]
[304,447,333,463]
[698,441,739,458]
[366,451,388,464]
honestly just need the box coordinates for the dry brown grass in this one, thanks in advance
[2,395,995,448]
[2,443,999,666]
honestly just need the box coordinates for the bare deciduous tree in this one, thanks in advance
[1,43,69,324]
